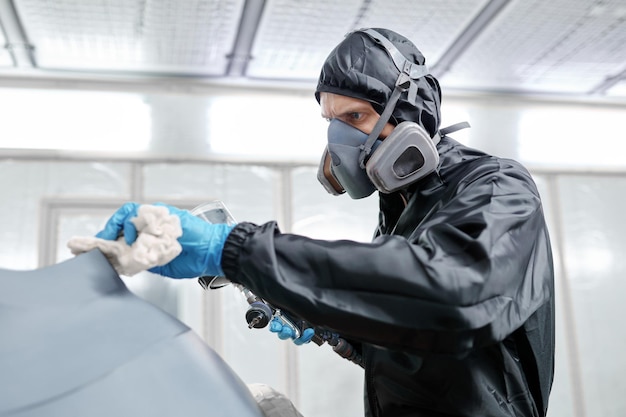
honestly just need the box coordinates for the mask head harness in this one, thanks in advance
[317,29,442,199]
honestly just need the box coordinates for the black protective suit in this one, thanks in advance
[221,135,555,417]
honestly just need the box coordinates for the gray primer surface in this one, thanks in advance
[0,250,263,417]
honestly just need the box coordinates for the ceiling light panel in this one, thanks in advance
[351,0,488,65]
[13,0,244,75]
[442,0,626,95]
[246,0,487,80]
[246,0,363,80]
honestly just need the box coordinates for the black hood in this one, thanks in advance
[315,28,442,138]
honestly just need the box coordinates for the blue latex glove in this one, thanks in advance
[96,202,235,278]
[269,317,315,346]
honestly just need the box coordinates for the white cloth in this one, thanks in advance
[247,384,304,417]
[67,205,183,276]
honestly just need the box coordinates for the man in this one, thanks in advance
[97,28,555,417]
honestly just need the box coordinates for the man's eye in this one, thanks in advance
[349,112,362,120]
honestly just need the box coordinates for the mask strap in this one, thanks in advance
[360,29,430,80]
[439,121,471,136]
[358,71,409,169]
[431,121,472,145]
[356,28,432,169]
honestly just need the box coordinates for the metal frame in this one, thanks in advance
[0,0,35,67]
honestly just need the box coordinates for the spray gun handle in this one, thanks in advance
[272,310,303,340]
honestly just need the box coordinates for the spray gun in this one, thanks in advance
[198,275,302,338]
[192,201,363,367]
[198,273,362,366]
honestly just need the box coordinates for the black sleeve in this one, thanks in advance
[221,160,554,356]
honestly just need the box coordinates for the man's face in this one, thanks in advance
[319,92,395,139]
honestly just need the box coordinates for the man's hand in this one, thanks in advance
[269,317,316,345]
[96,202,235,278]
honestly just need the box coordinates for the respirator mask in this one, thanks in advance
[317,29,440,199]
